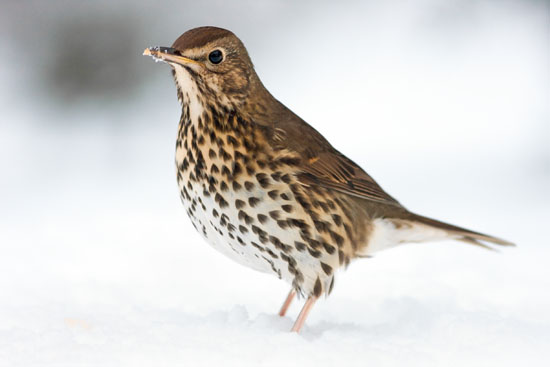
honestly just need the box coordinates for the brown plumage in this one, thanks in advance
[144,26,514,333]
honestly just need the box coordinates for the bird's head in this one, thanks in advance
[144,26,260,112]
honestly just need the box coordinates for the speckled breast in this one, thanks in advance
[175,109,351,297]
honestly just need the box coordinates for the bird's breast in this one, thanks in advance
[174,110,356,297]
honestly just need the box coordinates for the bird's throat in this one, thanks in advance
[172,65,206,125]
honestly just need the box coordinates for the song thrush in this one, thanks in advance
[144,26,514,332]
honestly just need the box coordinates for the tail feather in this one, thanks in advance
[408,212,515,250]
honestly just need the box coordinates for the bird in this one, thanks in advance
[143,26,514,333]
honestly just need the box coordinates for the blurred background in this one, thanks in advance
[0,0,549,365]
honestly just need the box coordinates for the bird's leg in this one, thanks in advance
[290,295,318,333]
[278,289,296,317]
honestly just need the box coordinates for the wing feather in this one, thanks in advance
[253,107,401,207]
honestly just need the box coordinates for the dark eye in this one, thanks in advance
[208,49,223,64]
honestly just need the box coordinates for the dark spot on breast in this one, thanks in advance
[232,181,242,191]
[251,225,261,235]
[313,277,322,297]
[244,181,254,191]
[269,237,292,253]
[331,214,343,227]
[269,236,283,249]
[255,173,270,188]
[257,214,268,224]
[215,193,228,208]
[251,241,265,252]
[307,238,321,249]
[222,150,231,161]
[235,199,246,209]
[271,172,282,181]
[329,231,345,247]
[179,157,189,172]
[266,248,278,259]
[268,210,280,220]
[234,150,244,161]
[288,218,308,229]
[208,149,217,159]
[212,209,219,218]
[294,241,306,252]
[280,253,292,264]
[322,242,336,254]
[321,262,333,275]
[208,184,216,194]
[238,225,248,234]
[231,162,242,177]
[277,220,289,229]
[220,181,228,191]
[248,197,260,207]
[313,220,330,233]
[281,204,293,213]
[293,191,311,211]
[308,248,322,258]
[299,228,312,242]
[267,190,278,199]
[209,130,217,143]
[221,165,231,177]
[280,193,291,201]
[281,174,291,184]
[182,187,191,201]
[227,135,239,147]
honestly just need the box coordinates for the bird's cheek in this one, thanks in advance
[222,69,250,95]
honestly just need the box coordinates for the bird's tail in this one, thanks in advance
[405,212,515,251]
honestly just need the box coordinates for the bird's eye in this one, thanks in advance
[208,49,223,64]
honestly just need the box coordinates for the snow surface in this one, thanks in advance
[1,0,549,366]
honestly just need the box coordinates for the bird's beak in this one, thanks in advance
[143,47,201,67]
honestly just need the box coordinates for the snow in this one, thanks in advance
[1,0,549,365]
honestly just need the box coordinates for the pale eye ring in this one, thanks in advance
[208,49,223,64]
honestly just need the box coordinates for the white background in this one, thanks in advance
[1,0,549,366]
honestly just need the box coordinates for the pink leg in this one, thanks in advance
[278,289,296,317]
[291,296,318,333]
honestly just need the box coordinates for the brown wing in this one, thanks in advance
[297,151,401,206]
[253,102,402,207]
